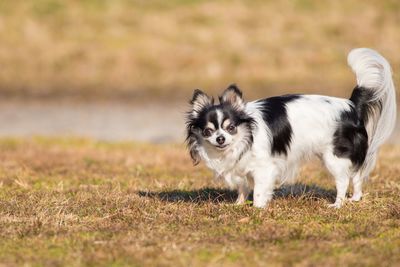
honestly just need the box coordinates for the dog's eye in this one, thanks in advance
[202,128,213,137]
[227,124,236,134]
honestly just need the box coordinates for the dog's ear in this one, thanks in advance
[219,84,245,110]
[190,89,213,117]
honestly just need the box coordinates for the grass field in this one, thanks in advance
[0,137,399,266]
[1,1,399,266]
[0,0,400,100]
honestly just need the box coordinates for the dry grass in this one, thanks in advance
[0,0,400,100]
[0,137,399,266]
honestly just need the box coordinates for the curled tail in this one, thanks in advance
[347,48,397,178]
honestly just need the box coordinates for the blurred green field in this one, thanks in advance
[0,0,399,100]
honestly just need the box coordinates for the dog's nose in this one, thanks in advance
[216,135,225,145]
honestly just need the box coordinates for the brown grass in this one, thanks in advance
[0,137,399,266]
[0,0,400,100]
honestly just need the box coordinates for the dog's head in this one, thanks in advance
[186,84,255,165]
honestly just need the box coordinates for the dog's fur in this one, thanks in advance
[186,48,396,208]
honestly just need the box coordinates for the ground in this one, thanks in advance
[0,137,399,266]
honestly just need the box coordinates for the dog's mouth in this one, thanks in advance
[215,144,229,150]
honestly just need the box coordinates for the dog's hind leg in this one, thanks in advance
[350,151,378,202]
[350,172,363,202]
[323,151,353,208]
[224,174,251,205]
[235,175,253,205]
[236,182,251,205]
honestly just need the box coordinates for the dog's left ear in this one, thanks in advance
[219,84,245,110]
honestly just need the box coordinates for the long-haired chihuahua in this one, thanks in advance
[186,48,396,208]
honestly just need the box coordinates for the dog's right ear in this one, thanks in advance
[190,89,213,117]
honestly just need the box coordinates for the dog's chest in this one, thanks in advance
[202,149,254,177]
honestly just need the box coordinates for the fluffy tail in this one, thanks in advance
[347,48,397,178]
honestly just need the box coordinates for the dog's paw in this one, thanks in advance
[349,194,362,202]
[327,202,343,209]
[235,200,252,206]
[235,199,245,205]
[253,202,267,209]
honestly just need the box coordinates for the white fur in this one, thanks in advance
[196,48,396,208]
[348,48,397,180]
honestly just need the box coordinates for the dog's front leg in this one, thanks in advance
[252,166,278,208]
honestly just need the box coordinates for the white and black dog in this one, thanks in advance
[186,48,396,208]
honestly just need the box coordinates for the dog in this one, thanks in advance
[185,48,396,208]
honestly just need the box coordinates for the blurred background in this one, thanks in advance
[0,0,399,143]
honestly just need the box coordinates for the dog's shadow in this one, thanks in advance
[138,183,336,204]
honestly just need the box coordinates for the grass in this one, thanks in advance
[0,0,400,100]
[0,137,399,266]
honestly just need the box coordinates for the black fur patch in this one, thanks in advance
[332,86,380,168]
[349,86,382,124]
[258,94,301,156]
[333,108,368,168]
[207,109,220,130]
